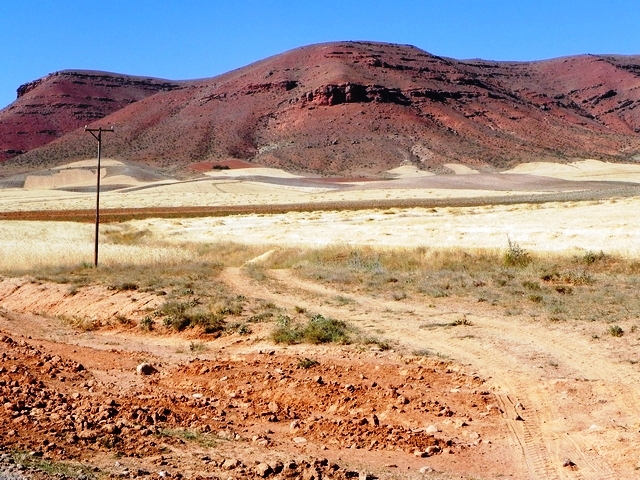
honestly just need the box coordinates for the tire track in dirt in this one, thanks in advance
[219,267,638,479]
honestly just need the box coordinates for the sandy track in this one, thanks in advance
[219,267,640,479]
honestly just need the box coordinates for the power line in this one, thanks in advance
[85,125,114,267]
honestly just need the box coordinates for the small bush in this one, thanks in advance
[297,357,319,369]
[271,314,350,345]
[107,282,139,291]
[139,316,154,331]
[609,325,624,337]
[248,311,274,323]
[528,294,544,303]
[503,237,531,267]
[304,314,350,344]
[581,250,606,265]
[160,301,225,333]
[189,341,208,353]
[271,315,302,344]
[452,315,473,326]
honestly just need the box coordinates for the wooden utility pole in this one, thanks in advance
[85,125,114,267]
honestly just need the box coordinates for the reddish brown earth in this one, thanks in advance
[3,41,640,176]
[2,262,640,478]
[0,331,505,479]
[0,71,180,162]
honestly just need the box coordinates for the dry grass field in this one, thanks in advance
[2,160,640,479]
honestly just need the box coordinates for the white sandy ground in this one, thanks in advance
[503,158,640,182]
[0,159,640,212]
[386,165,436,178]
[0,179,541,212]
[203,167,302,178]
[6,159,640,213]
[444,163,480,174]
[2,197,640,270]
[4,158,640,269]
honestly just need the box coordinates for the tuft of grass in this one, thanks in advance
[58,315,99,331]
[362,336,392,350]
[297,357,319,369]
[115,314,133,326]
[242,262,268,282]
[580,250,606,265]
[11,451,96,479]
[107,282,139,291]
[271,314,351,345]
[333,295,355,305]
[503,237,531,267]
[189,341,208,353]
[609,325,624,337]
[160,300,226,333]
[158,428,217,448]
[139,316,154,331]
[452,315,473,326]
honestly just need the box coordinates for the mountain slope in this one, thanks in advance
[4,42,640,176]
[0,70,180,162]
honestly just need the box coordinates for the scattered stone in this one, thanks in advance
[267,461,283,474]
[419,466,434,474]
[102,423,120,434]
[426,424,439,434]
[136,363,157,375]
[562,458,576,468]
[293,437,308,444]
[78,430,97,440]
[222,458,240,470]
[255,463,273,477]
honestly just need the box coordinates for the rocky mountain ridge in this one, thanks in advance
[3,42,640,175]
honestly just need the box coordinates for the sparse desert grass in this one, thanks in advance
[5,216,640,331]
[11,451,97,479]
[158,428,218,448]
[266,244,640,325]
[271,313,352,345]
[0,220,271,274]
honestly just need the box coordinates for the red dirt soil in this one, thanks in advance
[0,329,508,479]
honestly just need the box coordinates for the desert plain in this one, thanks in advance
[2,159,640,480]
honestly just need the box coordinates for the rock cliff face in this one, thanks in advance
[0,71,181,161]
[3,42,640,175]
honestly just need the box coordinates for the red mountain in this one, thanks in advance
[3,41,640,176]
[0,71,180,162]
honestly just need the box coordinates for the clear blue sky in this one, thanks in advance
[2,0,639,109]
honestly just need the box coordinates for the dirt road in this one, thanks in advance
[219,267,640,479]
[1,264,639,479]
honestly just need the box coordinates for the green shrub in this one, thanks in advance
[160,300,225,333]
[139,316,154,331]
[271,314,350,345]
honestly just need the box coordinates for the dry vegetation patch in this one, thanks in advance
[261,244,640,326]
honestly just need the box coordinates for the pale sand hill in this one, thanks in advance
[504,159,640,183]
[386,165,436,178]
[444,163,480,174]
[204,167,302,178]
